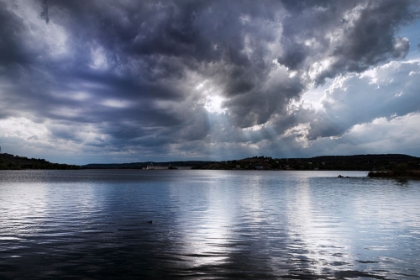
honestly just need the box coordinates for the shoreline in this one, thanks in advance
[368,170,420,180]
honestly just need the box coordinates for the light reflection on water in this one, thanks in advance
[0,170,420,279]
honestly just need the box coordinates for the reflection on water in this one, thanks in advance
[1,170,420,279]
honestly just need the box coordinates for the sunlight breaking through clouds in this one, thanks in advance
[204,95,226,114]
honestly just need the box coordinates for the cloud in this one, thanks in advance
[0,0,419,163]
[309,113,420,156]
[41,0,49,23]
[305,59,420,140]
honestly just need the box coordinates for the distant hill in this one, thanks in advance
[0,153,80,170]
[2,153,419,171]
[192,154,420,171]
[83,154,420,171]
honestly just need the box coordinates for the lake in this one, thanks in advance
[0,170,419,279]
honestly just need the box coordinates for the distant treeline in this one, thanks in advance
[2,152,420,172]
[83,154,420,171]
[0,153,80,170]
[196,154,420,171]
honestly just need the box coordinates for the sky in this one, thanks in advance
[1,0,420,165]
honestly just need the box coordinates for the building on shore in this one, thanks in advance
[146,165,192,170]
[146,165,168,170]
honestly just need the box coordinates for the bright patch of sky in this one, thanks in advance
[300,80,333,110]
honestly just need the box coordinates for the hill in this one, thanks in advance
[83,154,420,171]
[2,153,420,171]
[0,153,80,170]
[197,154,420,171]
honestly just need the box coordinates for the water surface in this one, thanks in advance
[1,170,419,279]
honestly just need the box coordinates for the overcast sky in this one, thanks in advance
[1,0,420,164]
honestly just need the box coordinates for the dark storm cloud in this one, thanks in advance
[0,6,33,66]
[40,0,49,23]
[279,0,415,84]
[0,0,418,161]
